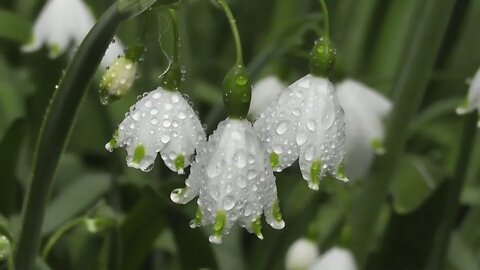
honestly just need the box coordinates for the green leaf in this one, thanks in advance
[120,188,166,270]
[42,174,111,236]
[0,9,31,43]
[391,155,445,214]
[0,119,25,217]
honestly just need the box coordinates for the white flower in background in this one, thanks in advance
[248,76,285,117]
[170,118,285,244]
[456,68,480,125]
[106,87,206,173]
[22,0,123,68]
[285,238,319,270]
[309,247,357,270]
[254,74,347,190]
[336,79,392,179]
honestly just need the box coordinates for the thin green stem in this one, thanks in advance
[13,4,128,270]
[168,9,180,64]
[41,217,86,260]
[317,0,330,38]
[216,0,243,65]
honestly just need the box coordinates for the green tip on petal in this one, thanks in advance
[190,208,203,228]
[132,144,145,164]
[174,154,185,174]
[48,43,61,58]
[371,138,386,155]
[456,96,470,115]
[252,218,263,240]
[272,199,283,222]
[210,211,226,244]
[270,152,280,169]
[336,162,349,182]
[106,130,119,152]
[309,160,322,190]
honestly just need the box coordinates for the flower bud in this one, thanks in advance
[99,44,144,105]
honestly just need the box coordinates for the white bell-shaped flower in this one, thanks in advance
[336,79,392,179]
[285,238,319,270]
[106,87,206,173]
[22,0,123,68]
[248,76,285,118]
[254,74,347,190]
[170,118,285,244]
[309,247,357,270]
[456,68,480,126]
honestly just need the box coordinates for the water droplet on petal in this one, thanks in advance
[307,120,316,131]
[223,196,235,210]
[296,133,308,145]
[276,121,289,135]
[233,150,247,168]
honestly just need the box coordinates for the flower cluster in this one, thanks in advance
[29,0,392,244]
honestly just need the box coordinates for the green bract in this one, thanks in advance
[309,37,336,77]
[222,65,252,119]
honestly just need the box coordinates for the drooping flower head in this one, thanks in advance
[285,238,319,270]
[171,118,284,243]
[456,68,480,127]
[254,74,347,190]
[106,87,206,173]
[22,0,123,68]
[336,79,392,179]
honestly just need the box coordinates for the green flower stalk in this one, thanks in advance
[216,0,252,119]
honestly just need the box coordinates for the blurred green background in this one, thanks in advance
[0,0,480,269]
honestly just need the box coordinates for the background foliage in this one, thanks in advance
[0,0,479,269]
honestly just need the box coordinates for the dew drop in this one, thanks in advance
[233,150,247,168]
[223,195,235,210]
[296,133,308,145]
[307,120,317,131]
[150,109,158,116]
[161,134,170,143]
[237,178,247,188]
[276,121,289,135]
[248,170,257,180]
[178,111,186,119]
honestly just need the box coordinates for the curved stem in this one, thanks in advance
[13,4,128,270]
[41,217,86,260]
[317,0,330,38]
[216,0,243,65]
[168,9,180,64]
